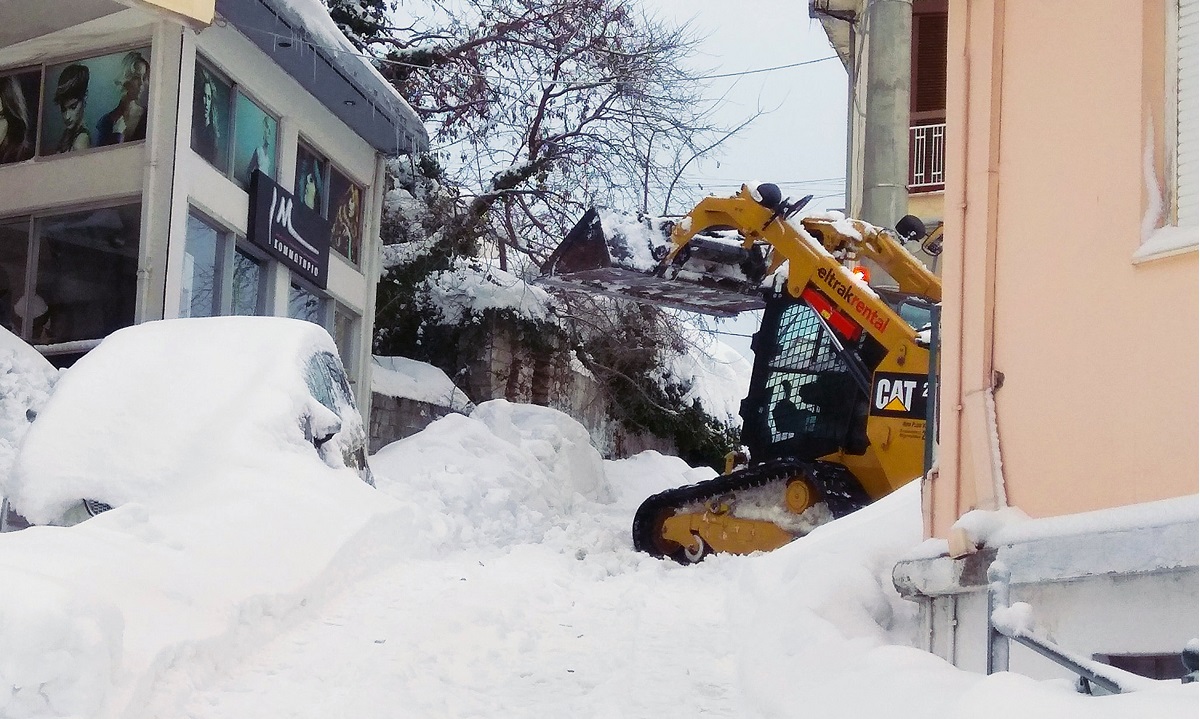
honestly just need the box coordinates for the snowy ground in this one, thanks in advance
[0,353,1194,717]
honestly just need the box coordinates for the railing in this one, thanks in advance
[909,122,946,192]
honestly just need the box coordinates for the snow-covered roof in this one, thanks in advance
[371,356,474,412]
[218,0,428,156]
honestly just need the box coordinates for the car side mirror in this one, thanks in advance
[305,401,342,449]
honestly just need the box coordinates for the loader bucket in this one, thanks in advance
[538,208,767,317]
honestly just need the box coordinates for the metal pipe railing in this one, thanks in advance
[909,122,946,191]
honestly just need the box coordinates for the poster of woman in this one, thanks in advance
[191,63,231,171]
[96,51,150,145]
[232,92,277,189]
[0,70,39,164]
[328,167,362,263]
[41,48,152,156]
[294,145,324,214]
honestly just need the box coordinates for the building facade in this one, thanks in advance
[811,0,947,273]
[816,0,1198,686]
[0,0,428,414]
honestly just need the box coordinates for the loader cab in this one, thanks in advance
[740,293,885,463]
[876,288,935,337]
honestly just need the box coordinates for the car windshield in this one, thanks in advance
[304,350,357,414]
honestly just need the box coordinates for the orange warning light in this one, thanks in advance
[851,265,870,283]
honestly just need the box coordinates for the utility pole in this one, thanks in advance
[860,0,913,285]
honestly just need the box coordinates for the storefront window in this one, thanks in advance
[231,247,264,316]
[191,61,231,172]
[232,92,277,189]
[181,214,219,318]
[181,209,267,318]
[329,167,363,265]
[333,302,357,379]
[288,282,325,324]
[41,48,151,156]
[0,217,31,335]
[33,205,140,344]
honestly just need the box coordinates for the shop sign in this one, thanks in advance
[249,171,331,289]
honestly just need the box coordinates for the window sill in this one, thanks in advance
[1133,225,1199,264]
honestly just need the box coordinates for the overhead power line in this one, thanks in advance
[698,56,839,80]
[239,23,839,86]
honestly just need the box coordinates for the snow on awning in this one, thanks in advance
[218,0,428,156]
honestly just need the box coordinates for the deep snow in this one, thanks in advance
[0,390,1194,718]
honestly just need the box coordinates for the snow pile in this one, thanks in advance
[0,461,402,719]
[0,386,1193,718]
[422,257,556,326]
[0,319,409,719]
[0,328,58,489]
[595,208,668,271]
[371,355,473,412]
[951,505,1033,548]
[727,482,981,716]
[369,400,612,555]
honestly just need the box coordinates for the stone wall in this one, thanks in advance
[369,317,676,459]
[368,394,460,453]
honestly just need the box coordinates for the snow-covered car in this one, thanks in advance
[0,325,59,532]
[3,316,372,529]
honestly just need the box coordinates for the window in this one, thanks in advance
[333,302,358,380]
[1135,0,1198,261]
[329,167,364,264]
[909,1,947,192]
[0,48,151,164]
[181,214,219,317]
[191,59,278,189]
[231,247,265,316]
[296,143,364,266]
[294,142,327,214]
[180,210,266,318]
[191,61,231,171]
[910,7,948,123]
[233,92,278,189]
[1094,652,1190,681]
[0,205,140,354]
[0,217,31,335]
[41,48,152,156]
[288,282,326,324]
[1174,0,1198,227]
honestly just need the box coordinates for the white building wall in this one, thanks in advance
[0,6,388,413]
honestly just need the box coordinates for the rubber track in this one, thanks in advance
[631,458,873,561]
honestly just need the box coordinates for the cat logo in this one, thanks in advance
[870,373,929,419]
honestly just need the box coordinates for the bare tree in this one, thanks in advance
[335,0,754,465]
[336,0,745,270]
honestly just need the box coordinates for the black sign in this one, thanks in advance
[870,372,929,419]
[249,170,331,288]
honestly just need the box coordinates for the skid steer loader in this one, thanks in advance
[539,183,941,563]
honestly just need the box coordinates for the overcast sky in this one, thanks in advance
[642,0,851,360]
[644,0,850,212]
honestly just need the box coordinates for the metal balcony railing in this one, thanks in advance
[909,122,946,192]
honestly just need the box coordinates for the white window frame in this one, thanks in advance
[1135,0,1199,263]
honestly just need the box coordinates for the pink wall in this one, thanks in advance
[933,0,1198,537]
